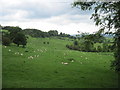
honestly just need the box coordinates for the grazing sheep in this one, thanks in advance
[15,52,19,55]
[64,53,67,56]
[4,46,7,48]
[61,62,64,64]
[61,62,68,65]
[64,62,68,65]
[8,49,11,52]
[71,60,74,62]
[40,50,43,52]
[21,53,23,56]
[28,56,34,59]
[37,55,39,57]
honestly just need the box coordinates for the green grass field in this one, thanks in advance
[2,37,118,88]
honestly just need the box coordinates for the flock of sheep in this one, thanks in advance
[4,45,89,65]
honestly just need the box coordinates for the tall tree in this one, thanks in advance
[48,30,58,36]
[73,1,120,72]
[13,32,27,48]
[2,26,22,41]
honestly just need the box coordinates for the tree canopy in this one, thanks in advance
[13,32,27,48]
[73,1,120,72]
[2,26,27,47]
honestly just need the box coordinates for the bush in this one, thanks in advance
[66,44,69,48]
[2,37,11,46]
[97,46,102,52]
[66,44,80,51]
[82,40,94,52]
[74,40,78,45]
[92,47,97,52]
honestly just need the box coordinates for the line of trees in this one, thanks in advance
[1,26,76,47]
[22,28,74,38]
[66,33,114,52]
[2,26,27,47]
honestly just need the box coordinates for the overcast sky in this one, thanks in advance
[0,0,100,34]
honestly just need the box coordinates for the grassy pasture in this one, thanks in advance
[2,37,118,88]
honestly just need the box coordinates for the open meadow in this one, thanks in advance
[2,37,118,88]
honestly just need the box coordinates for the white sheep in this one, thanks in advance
[71,60,74,62]
[64,62,68,65]
[64,53,67,56]
[61,62,68,65]
[15,52,19,55]
[34,55,37,57]
[37,49,40,51]
[28,56,34,59]
[30,56,34,59]
[37,55,39,57]
[40,50,43,52]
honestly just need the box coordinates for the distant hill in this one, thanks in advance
[71,34,114,38]
[103,34,114,38]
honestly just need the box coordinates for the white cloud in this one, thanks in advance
[0,0,99,34]
[1,15,99,34]
[0,10,28,21]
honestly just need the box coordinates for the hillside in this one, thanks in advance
[2,36,118,88]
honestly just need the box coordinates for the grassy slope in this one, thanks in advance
[2,37,118,88]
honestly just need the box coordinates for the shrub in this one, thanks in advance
[83,40,94,52]
[66,44,69,48]
[74,40,78,45]
[97,46,102,52]
[2,37,11,46]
